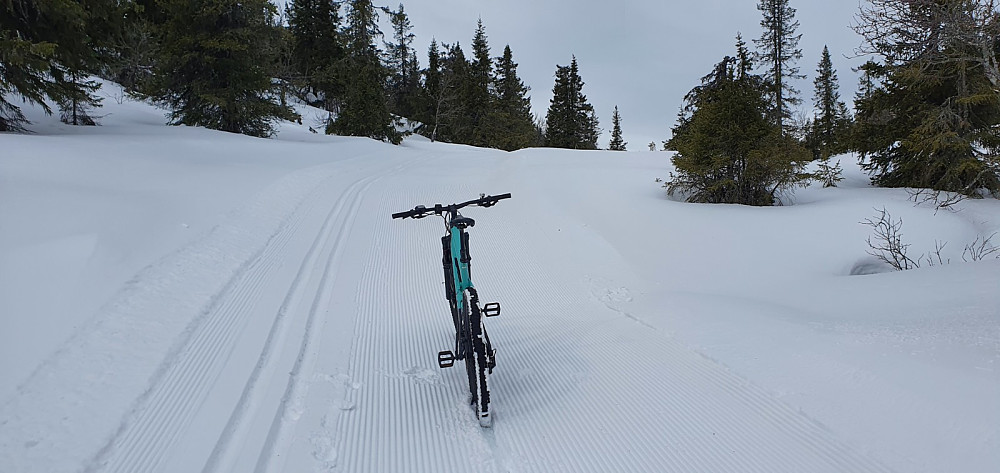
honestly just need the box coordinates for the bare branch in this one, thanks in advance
[860,207,921,270]
[962,232,1000,261]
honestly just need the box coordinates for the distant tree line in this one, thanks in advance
[664,0,1000,206]
[2,0,620,150]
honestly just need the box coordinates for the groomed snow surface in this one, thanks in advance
[2,83,998,472]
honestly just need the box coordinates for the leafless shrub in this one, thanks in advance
[907,188,968,214]
[924,240,949,266]
[962,232,1000,262]
[861,207,921,270]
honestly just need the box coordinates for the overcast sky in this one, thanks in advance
[295,1,869,150]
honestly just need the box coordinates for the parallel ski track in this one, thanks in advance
[85,171,331,473]
[83,159,391,473]
[201,174,377,473]
[250,173,378,473]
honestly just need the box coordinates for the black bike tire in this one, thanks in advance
[462,290,491,426]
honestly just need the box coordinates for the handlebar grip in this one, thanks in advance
[392,210,414,219]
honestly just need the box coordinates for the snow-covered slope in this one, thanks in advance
[1,86,998,473]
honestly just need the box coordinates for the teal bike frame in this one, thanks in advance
[392,193,509,426]
[450,228,472,312]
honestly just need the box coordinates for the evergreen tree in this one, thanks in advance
[544,56,599,149]
[107,1,160,94]
[467,19,493,146]
[485,44,536,150]
[853,0,1000,196]
[753,0,803,132]
[150,0,291,137]
[666,36,810,205]
[609,106,626,151]
[383,3,419,119]
[436,42,472,143]
[1,0,119,131]
[417,38,443,139]
[330,0,400,143]
[286,0,344,112]
[807,45,851,159]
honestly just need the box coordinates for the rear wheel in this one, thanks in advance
[461,291,491,427]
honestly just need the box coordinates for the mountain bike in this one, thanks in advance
[392,193,511,427]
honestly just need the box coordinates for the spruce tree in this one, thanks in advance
[753,0,803,133]
[151,0,291,137]
[330,0,400,143]
[807,45,851,159]
[609,106,626,151]
[666,35,810,205]
[286,0,344,111]
[485,45,536,151]
[467,19,493,146]
[853,0,1000,196]
[544,56,599,150]
[418,38,443,139]
[383,3,418,119]
[431,42,471,143]
[1,0,118,131]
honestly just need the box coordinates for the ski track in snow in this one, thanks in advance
[3,145,928,473]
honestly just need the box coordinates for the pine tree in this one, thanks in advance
[383,3,418,119]
[151,0,291,137]
[418,38,443,139]
[545,56,599,149]
[753,0,803,133]
[1,0,119,131]
[807,45,851,159]
[286,0,344,112]
[485,44,536,150]
[666,36,810,205]
[609,106,626,151]
[467,19,493,146]
[853,0,1000,196]
[330,0,400,144]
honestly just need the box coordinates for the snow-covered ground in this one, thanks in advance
[2,84,998,472]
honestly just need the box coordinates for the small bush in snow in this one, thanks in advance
[861,207,920,270]
[815,159,844,188]
[962,233,1000,262]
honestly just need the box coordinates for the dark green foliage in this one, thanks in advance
[466,19,492,146]
[416,38,443,139]
[666,37,811,206]
[805,46,851,159]
[150,0,293,137]
[483,45,537,151]
[106,2,160,94]
[1,0,118,131]
[421,42,471,143]
[609,106,626,151]
[329,0,400,144]
[753,0,803,132]
[383,3,419,119]
[286,0,344,112]
[853,0,1000,196]
[545,56,600,150]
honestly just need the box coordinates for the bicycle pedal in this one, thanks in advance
[483,302,501,317]
[437,351,455,368]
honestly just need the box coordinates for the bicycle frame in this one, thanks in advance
[392,193,508,426]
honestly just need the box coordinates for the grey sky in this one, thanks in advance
[396,1,867,150]
[299,1,867,150]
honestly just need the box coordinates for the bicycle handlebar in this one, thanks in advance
[392,193,511,219]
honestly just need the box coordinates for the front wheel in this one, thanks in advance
[462,291,492,427]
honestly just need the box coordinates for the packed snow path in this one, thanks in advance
[4,100,998,472]
[2,142,899,473]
